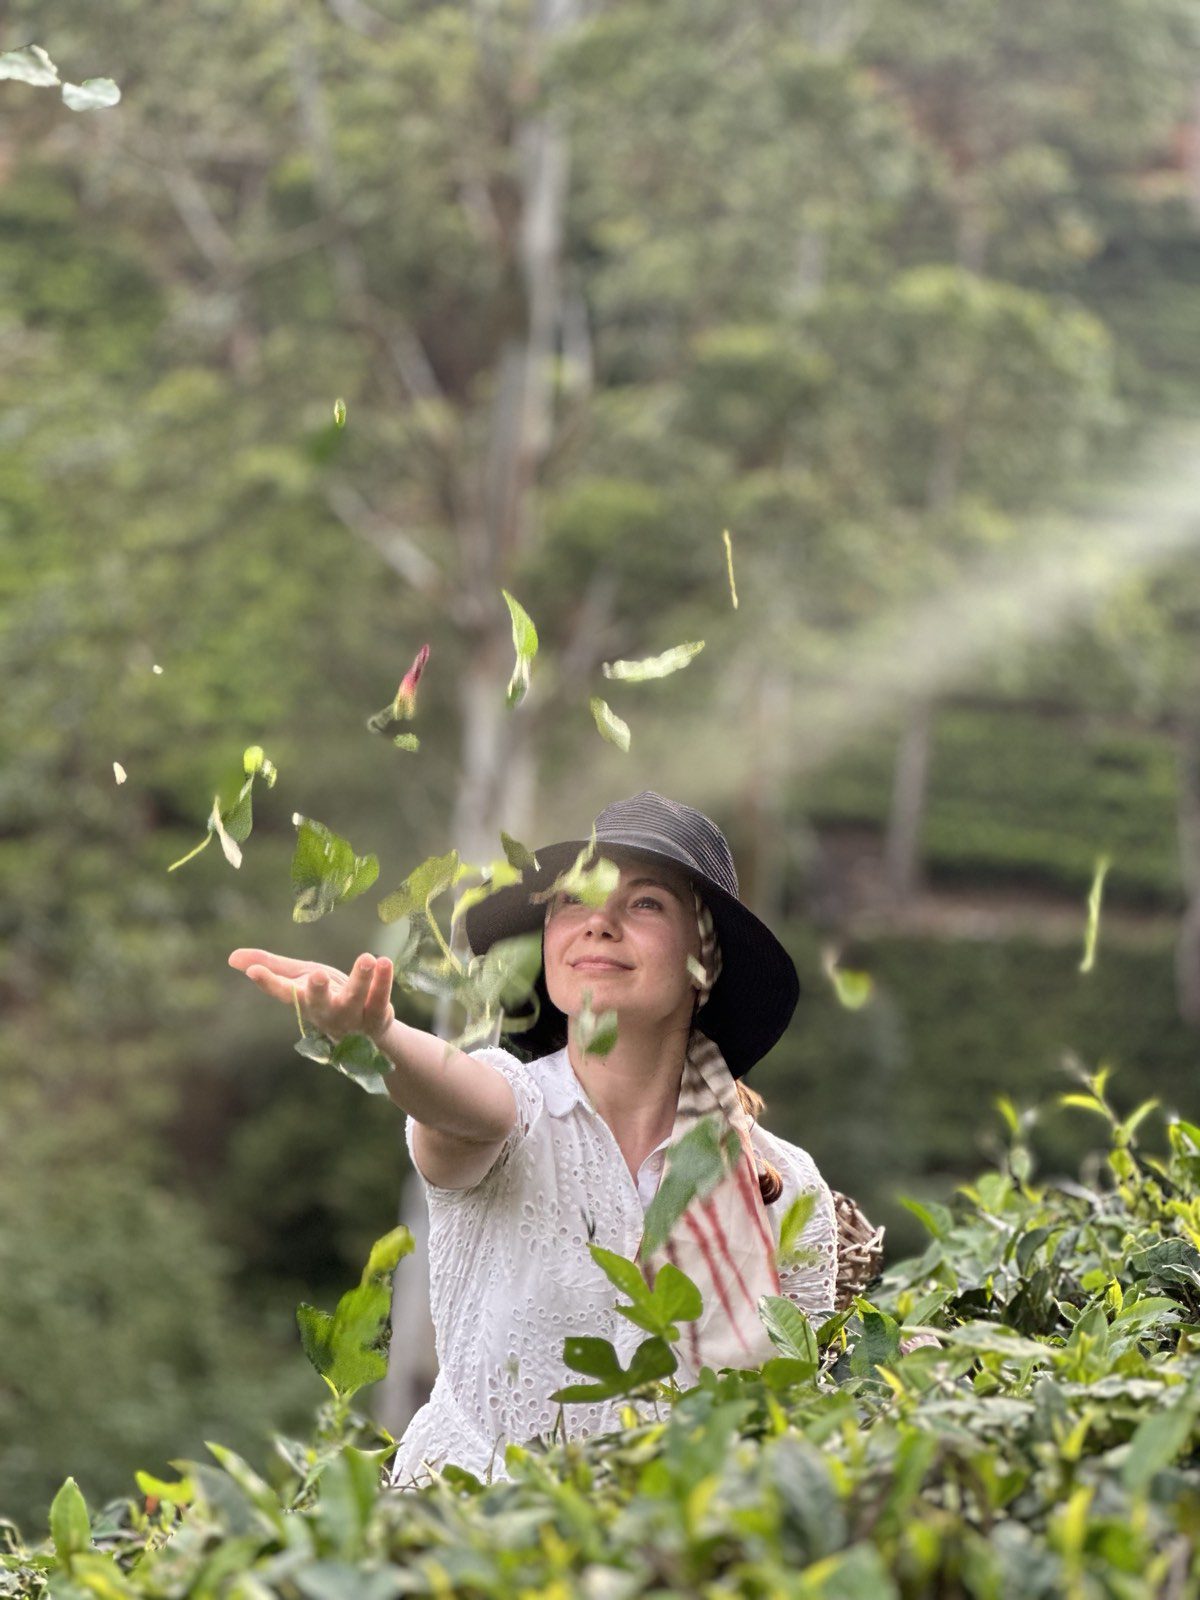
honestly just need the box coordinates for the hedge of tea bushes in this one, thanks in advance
[5,1076,1200,1599]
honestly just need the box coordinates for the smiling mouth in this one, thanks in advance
[571,958,633,971]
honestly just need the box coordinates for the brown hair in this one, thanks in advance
[735,1079,783,1204]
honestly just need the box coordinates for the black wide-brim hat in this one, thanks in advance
[463,790,800,1079]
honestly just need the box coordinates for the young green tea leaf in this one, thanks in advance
[333,397,347,428]
[0,45,60,85]
[821,948,873,1009]
[49,1476,91,1568]
[295,1030,394,1096]
[602,642,705,681]
[502,591,539,707]
[296,1228,413,1401]
[722,528,739,610]
[61,77,120,110]
[777,1192,817,1266]
[530,837,619,910]
[113,761,127,784]
[590,697,631,752]
[377,849,464,924]
[640,1117,741,1259]
[291,816,380,923]
[392,733,420,752]
[210,794,243,869]
[500,830,539,871]
[1079,854,1110,974]
[577,990,619,1057]
[759,1298,820,1366]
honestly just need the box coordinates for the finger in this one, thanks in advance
[342,953,376,1010]
[229,948,315,978]
[363,959,394,1026]
[244,966,306,1006]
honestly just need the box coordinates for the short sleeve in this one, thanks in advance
[404,1045,544,1206]
[761,1133,838,1328]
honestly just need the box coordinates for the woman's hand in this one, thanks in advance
[228,948,396,1045]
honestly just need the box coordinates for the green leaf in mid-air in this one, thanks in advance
[821,948,873,1010]
[1079,854,1110,974]
[296,1228,413,1401]
[392,733,420,752]
[590,696,631,752]
[61,77,120,110]
[602,641,705,681]
[333,397,347,428]
[531,836,620,911]
[0,45,60,85]
[722,528,739,609]
[577,990,619,1057]
[291,815,380,923]
[500,830,539,870]
[640,1116,742,1260]
[167,746,277,872]
[377,849,466,924]
[776,1191,817,1269]
[502,590,539,707]
[450,859,523,928]
[367,643,430,732]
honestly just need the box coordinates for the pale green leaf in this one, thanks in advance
[291,816,380,923]
[502,590,538,707]
[61,78,120,110]
[602,641,705,681]
[578,990,619,1057]
[1079,854,1110,974]
[590,696,631,751]
[0,45,60,85]
[377,849,464,923]
[333,397,347,428]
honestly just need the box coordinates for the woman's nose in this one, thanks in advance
[582,901,620,936]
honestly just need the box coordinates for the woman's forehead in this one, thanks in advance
[604,848,693,898]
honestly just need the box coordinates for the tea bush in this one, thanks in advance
[5,1066,1200,1599]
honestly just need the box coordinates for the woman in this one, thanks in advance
[230,791,840,1490]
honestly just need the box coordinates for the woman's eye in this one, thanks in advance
[557,892,582,907]
[633,896,663,910]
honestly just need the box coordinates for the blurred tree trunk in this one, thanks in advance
[882,196,983,904]
[376,0,580,1440]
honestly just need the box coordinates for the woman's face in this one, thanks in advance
[542,852,703,1035]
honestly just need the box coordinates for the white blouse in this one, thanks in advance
[384,1045,838,1492]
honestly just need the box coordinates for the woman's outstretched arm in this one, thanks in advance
[227,948,517,1167]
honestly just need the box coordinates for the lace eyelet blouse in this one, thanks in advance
[384,1045,837,1492]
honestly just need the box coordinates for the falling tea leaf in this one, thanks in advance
[500,830,539,871]
[168,748,277,872]
[291,814,380,923]
[602,642,705,681]
[590,697,631,752]
[821,947,873,1010]
[503,590,539,707]
[367,643,430,731]
[531,835,620,910]
[722,529,739,610]
[1079,854,1110,974]
[0,45,60,85]
[393,733,420,752]
[333,397,347,428]
[113,762,127,785]
[578,990,619,1057]
[152,663,163,674]
[61,77,120,110]
[377,850,466,924]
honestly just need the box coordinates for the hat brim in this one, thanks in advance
[463,838,800,1078]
